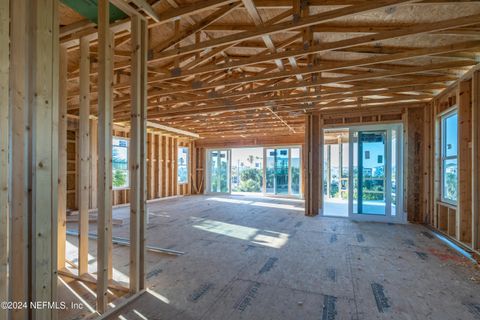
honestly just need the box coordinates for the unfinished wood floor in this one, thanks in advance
[60,194,480,320]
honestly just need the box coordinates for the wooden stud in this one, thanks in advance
[78,37,91,275]
[129,14,142,293]
[156,134,163,198]
[457,80,472,244]
[90,118,98,209]
[30,0,59,318]
[10,2,30,317]
[57,44,68,272]
[0,0,9,316]
[473,71,480,250]
[148,133,155,199]
[164,136,170,196]
[139,17,148,290]
[97,0,113,313]
[173,138,178,195]
[305,114,321,216]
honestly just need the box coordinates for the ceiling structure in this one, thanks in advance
[60,0,480,139]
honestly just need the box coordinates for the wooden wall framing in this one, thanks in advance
[424,69,480,259]
[65,125,194,210]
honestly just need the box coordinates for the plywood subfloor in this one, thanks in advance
[60,194,480,320]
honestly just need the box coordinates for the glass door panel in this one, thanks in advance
[265,149,275,194]
[357,131,386,215]
[290,148,301,195]
[323,130,349,217]
[263,147,301,197]
[275,149,289,195]
[207,149,231,193]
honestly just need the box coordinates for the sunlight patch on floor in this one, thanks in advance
[192,218,289,248]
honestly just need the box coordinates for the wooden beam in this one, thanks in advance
[473,71,480,250]
[147,121,200,138]
[129,0,161,22]
[457,80,472,243]
[10,1,29,317]
[143,40,480,93]
[152,60,474,106]
[242,0,285,71]
[97,0,114,313]
[78,37,90,275]
[152,2,240,53]
[30,0,59,318]
[90,118,98,209]
[60,19,96,37]
[130,14,142,293]
[151,0,238,26]
[57,44,68,273]
[151,0,420,61]
[304,114,321,216]
[0,0,9,316]
[139,17,148,290]
[149,12,480,82]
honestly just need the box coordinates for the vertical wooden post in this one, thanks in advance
[129,14,142,293]
[457,80,472,243]
[57,44,68,272]
[97,0,113,312]
[139,18,148,290]
[305,113,321,216]
[90,118,98,209]
[164,136,170,196]
[0,0,9,316]
[173,138,178,195]
[423,102,433,225]
[78,37,90,275]
[10,1,30,318]
[473,71,480,250]
[148,133,155,199]
[154,135,160,198]
[30,0,59,318]
[157,134,163,197]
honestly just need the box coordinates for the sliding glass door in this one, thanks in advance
[350,125,403,222]
[264,147,302,197]
[324,124,403,222]
[206,149,231,194]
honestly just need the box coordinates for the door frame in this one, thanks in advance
[262,146,302,198]
[322,123,405,223]
[205,148,232,195]
[348,123,405,223]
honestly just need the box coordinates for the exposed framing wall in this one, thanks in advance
[425,69,480,258]
[65,120,195,210]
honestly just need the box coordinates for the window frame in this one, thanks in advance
[177,146,189,185]
[440,109,458,205]
[112,136,130,190]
